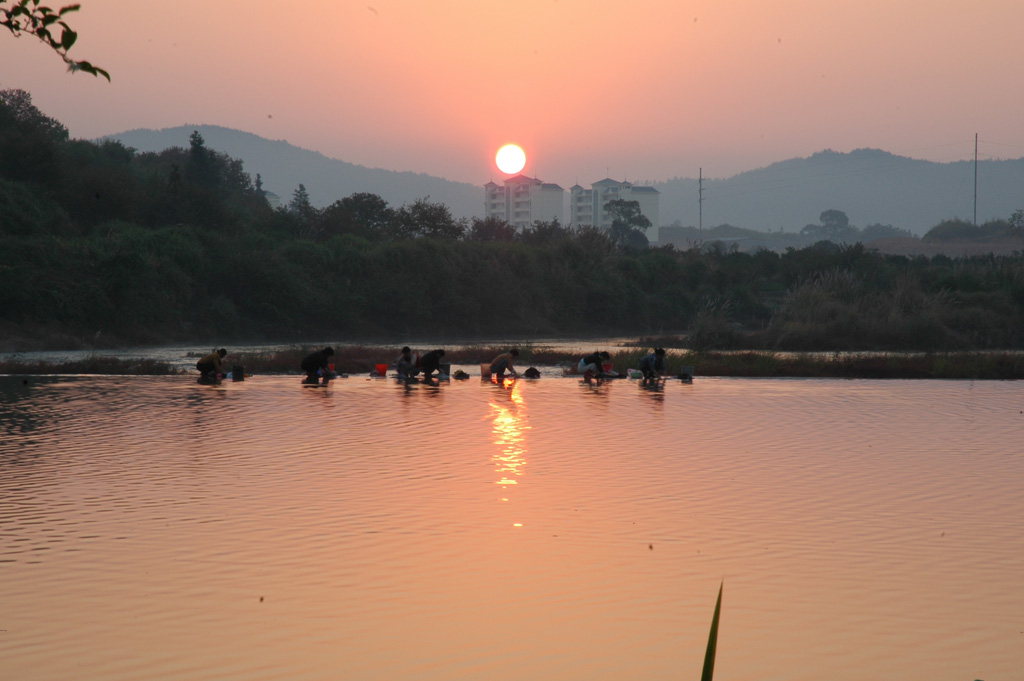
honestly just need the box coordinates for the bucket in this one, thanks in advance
[374,363,388,376]
[602,362,613,373]
[480,362,491,377]
[231,365,245,381]
[438,363,451,376]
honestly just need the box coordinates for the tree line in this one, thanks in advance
[2,88,1023,351]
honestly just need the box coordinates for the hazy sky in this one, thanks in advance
[4,0,1023,185]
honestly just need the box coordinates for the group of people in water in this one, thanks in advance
[197,347,340,384]
[575,348,666,381]
[394,347,447,380]
[197,346,671,384]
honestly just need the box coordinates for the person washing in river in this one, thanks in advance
[196,348,227,383]
[578,351,611,377]
[489,349,519,379]
[638,348,666,382]
[419,349,446,380]
[301,347,335,383]
[394,346,419,380]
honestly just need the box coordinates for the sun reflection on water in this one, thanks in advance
[489,380,529,498]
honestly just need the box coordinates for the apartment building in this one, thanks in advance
[570,179,660,241]
[483,176,660,241]
[484,175,565,231]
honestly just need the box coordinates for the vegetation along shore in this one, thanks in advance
[3,89,1023,357]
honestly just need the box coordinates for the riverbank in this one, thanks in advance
[3,345,1023,380]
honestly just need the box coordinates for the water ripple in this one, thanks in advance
[1,374,1021,681]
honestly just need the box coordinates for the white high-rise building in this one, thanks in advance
[484,175,564,232]
[570,179,660,241]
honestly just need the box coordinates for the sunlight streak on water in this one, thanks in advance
[1,374,1021,681]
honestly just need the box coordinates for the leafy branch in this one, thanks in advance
[1,1,109,80]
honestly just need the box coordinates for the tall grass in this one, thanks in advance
[702,582,723,681]
[0,356,180,375]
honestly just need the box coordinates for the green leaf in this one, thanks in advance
[700,582,723,681]
[58,4,82,16]
[73,60,111,81]
[60,26,76,49]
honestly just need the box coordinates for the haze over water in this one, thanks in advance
[1,373,1021,680]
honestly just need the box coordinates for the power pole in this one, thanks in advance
[698,167,704,240]
[973,133,978,226]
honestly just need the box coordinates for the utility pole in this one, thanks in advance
[973,133,978,226]
[698,167,704,240]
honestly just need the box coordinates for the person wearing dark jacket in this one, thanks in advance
[196,348,227,382]
[301,347,335,382]
[419,349,446,379]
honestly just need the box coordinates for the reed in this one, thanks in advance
[0,356,180,375]
[681,350,1024,379]
[228,345,394,375]
[701,582,723,681]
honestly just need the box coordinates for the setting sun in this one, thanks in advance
[495,144,526,175]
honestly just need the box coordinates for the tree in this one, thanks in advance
[0,88,67,183]
[467,215,516,242]
[184,129,214,186]
[819,209,849,232]
[310,192,395,242]
[288,183,314,218]
[337,192,393,237]
[1010,209,1024,233]
[519,218,568,246]
[922,218,978,242]
[604,198,650,250]
[2,1,109,79]
[801,209,858,241]
[819,209,857,240]
[391,197,465,240]
[860,223,916,241]
[0,87,67,141]
[1010,210,1024,250]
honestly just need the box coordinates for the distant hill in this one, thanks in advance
[103,129,1024,235]
[655,148,1024,236]
[103,125,483,219]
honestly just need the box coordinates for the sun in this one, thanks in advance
[495,144,526,175]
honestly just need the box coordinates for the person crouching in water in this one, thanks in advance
[639,348,666,382]
[196,348,227,383]
[301,347,335,383]
[578,350,611,378]
[489,348,519,379]
[419,349,446,380]
[394,346,419,380]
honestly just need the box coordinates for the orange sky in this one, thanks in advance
[3,0,1023,185]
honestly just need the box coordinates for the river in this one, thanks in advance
[1,373,1021,681]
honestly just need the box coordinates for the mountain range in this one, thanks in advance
[105,125,483,220]
[105,126,1024,236]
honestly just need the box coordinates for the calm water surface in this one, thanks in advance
[1,373,1021,681]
